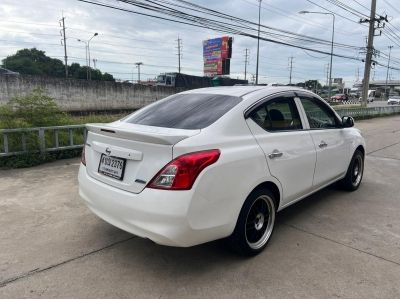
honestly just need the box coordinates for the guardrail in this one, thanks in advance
[1,106,400,157]
[335,106,400,118]
[0,125,86,157]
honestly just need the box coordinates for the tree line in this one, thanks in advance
[1,48,115,81]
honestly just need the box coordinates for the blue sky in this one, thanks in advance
[1,0,400,87]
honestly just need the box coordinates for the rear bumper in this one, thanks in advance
[78,165,229,247]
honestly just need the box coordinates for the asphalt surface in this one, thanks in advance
[1,116,400,298]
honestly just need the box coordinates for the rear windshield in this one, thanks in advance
[124,93,242,129]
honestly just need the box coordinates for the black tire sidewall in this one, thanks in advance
[228,188,276,256]
[343,150,364,190]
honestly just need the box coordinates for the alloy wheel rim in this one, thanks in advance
[351,156,363,186]
[245,195,275,250]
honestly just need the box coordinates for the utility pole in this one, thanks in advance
[356,67,360,82]
[176,36,182,73]
[255,0,262,85]
[360,0,385,107]
[135,62,143,83]
[325,63,329,86]
[288,56,294,85]
[244,48,249,81]
[93,58,97,69]
[60,16,68,78]
[385,45,393,99]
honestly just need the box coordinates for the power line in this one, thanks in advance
[383,0,400,15]
[241,0,356,36]
[78,0,362,51]
[324,0,369,19]
[350,0,371,12]
[306,0,367,25]
[77,0,364,63]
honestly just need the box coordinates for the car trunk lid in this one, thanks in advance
[84,122,200,194]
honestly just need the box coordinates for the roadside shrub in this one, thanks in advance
[1,88,72,128]
[0,149,82,169]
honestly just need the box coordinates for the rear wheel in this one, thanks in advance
[227,189,276,256]
[339,150,364,191]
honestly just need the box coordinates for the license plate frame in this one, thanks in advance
[98,154,126,181]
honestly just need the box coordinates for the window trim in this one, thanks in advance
[245,92,305,133]
[295,92,343,130]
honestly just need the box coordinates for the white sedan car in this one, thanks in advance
[388,95,400,105]
[79,86,365,256]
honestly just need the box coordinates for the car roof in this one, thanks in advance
[181,85,307,97]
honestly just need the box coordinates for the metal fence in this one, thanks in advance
[0,125,86,157]
[335,106,400,118]
[1,106,400,157]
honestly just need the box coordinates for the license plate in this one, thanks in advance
[98,154,126,180]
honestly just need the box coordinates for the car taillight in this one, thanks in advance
[81,146,86,166]
[147,149,220,190]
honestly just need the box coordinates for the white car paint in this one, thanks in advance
[387,96,400,105]
[78,86,365,247]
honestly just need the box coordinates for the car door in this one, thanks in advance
[245,93,316,205]
[296,93,350,188]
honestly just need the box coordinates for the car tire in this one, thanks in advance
[339,150,364,191]
[227,188,276,256]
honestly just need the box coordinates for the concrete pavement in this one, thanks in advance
[0,116,400,298]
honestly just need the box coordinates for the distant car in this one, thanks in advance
[330,93,348,102]
[387,95,400,105]
[348,92,359,99]
[79,86,365,256]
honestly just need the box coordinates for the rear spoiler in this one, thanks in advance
[86,123,200,145]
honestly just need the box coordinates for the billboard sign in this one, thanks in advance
[203,36,232,76]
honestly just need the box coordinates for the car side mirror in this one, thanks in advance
[342,116,354,128]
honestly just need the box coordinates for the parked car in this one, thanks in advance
[387,95,400,105]
[78,86,365,256]
[330,93,348,102]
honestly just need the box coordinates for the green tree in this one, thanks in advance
[304,80,322,91]
[2,48,115,81]
[102,72,114,81]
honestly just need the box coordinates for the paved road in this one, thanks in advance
[1,116,400,298]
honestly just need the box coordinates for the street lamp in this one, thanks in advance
[87,33,98,80]
[77,39,89,80]
[78,33,98,80]
[299,11,335,100]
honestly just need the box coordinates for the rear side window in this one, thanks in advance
[250,97,302,131]
[125,93,242,129]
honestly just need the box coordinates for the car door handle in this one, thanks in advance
[319,141,328,148]
[268,150,283,159]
